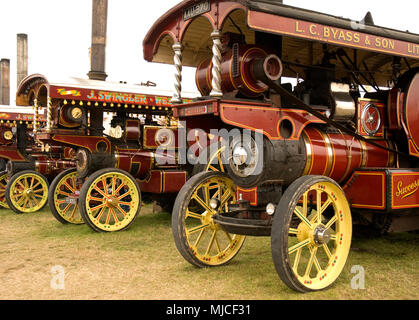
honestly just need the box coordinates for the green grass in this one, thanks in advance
[0,205,418,300]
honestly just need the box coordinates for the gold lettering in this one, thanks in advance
[338,31,346,41]
[346,31,353,42]
[389,40,395,50]
[353,33,360,43]
[365,36,371,45]
[296,21,304,33]
[408,43,413,53]
[324,27,330,38]
[395,179,419,199]
[309,24,317,36]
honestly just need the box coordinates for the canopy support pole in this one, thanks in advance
[171,42,183,104]
[210,30,223,97]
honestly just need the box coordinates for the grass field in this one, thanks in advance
[0,204,418,300]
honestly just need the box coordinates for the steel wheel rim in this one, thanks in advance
[84,172,140,231]
[9,173,48,213]
[183,175,245,266]
[286,181,352,290]
[0,173,9,208]
[53,170,84,224]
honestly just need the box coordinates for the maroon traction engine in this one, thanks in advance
[16,74,198,231]
[0,96,74,214]
[143,0,419,292]
[0,105,50,210]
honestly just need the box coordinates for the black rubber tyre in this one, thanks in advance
[271,175,352,293]
[79,168,141,233]
[48,168,84,225]
[172,170,245,268]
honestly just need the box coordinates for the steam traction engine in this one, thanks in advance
[17,74,198,231]
[0,105,49,209]
[143,0,419,292]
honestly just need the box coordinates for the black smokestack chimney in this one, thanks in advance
[0,59,10,105]
[88,0,108,81]
[17,33,28,87]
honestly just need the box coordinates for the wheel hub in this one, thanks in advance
[25,189,34,197]
[106,196,119,208]
[201,211,219,230]
[297,222,331,246]
[313,225,331,245]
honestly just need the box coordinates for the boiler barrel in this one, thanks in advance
[227,126,396,188]
[301,127,395,184]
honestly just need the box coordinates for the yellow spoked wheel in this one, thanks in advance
[271,175,352,292]
[0,171,9,209]
[205,145,226,173]
[172,171,245,267]
[191,145,227,176]
[79,168,141,232]
[49,168,84,225]
[5,170,49,214]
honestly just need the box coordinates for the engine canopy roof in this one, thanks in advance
[143,0,419,86]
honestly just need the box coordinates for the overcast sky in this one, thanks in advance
[1,0,418,103]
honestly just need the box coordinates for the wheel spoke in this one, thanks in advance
[220,189,233,209]
[116,205,128,217]
[117,191,130,200]
[89,202,107,212]
[63,181,76,193]
[288,238,311,255]
[111,177,116,194]
[325,215,338,230]
[58,190,71,197]
[69,205,77,219]
[289,228,299,235]
[61,203,72,215]
[205,230,217,255]
[320,197,332,215]
[192,194,212,212]
[194,228,206,247]
[95,207,106,220]
[187,223,210,235]
[304,247,318,277]
[317,190,322,223]
[218,153,225,172]
[110,208,119,223]
[292,248,302,273]
[113,181,126,195]
[101,177,108,195]
[322,244,332,259]
[294,207,312,228]
[93,185,109,199]
[87,196,104,202]
[31,181,41,190]
[311,247,322,274]
[186,209,202,220]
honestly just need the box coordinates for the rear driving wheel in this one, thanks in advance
[49,168,84,225]
[271,175,352,292]
[79,168,141,232]
[172,171,245,267]
[5,170,49,214]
